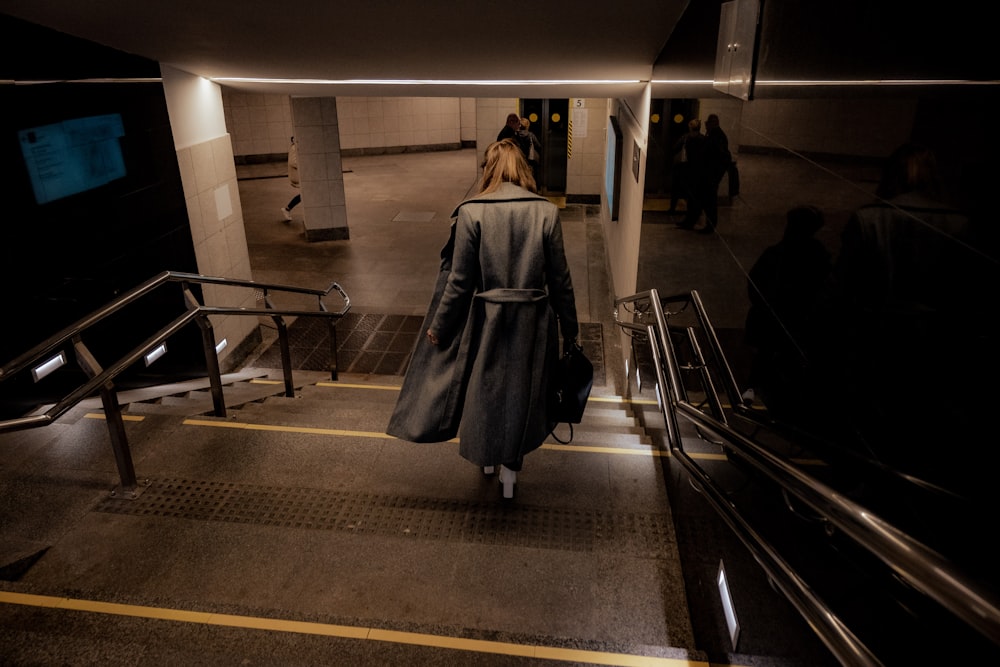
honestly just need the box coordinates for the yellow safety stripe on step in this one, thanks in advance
[178,419,743,461]
[182,418,405,440]
[541,443,669,457]
[315,382,401,390]
[82,413,807,465]
[84,413,145,421]
[0,590,716,667]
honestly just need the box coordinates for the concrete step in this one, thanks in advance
[83,370,653,448]
[546,428,653,448]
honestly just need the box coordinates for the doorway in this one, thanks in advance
[645,99,698,200]
[520,99,568,194]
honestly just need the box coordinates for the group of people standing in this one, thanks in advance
[498,112,543,184]
[670,113,732,234]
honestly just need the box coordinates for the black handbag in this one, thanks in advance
[548,342,593,443]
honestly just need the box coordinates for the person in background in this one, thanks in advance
[743,205,832,410]
[518,116,543,183]
[832,142,980,493]
[676,119,711,231]
[279,136,300,222]
[683,114,730,234]
[705,113,734,200]
[387,139,579,500]
[497,113,521,142]
[669,118,700,214]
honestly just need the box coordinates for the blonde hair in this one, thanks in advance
[479,139,537,194]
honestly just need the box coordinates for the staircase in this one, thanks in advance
[0,369,713,666]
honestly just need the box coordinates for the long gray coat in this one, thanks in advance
[386,183,578,469]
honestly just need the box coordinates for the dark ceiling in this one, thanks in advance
[2,2,994,101]
[0,1,703,99]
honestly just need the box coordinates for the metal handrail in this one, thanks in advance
[1,270,350,497]
[0,271,348,381]
[613,287,1000,665]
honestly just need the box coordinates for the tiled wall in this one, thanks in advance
[222,90,479,158]
[337,97,462,151]
[565,98,611,196]
[221,90,294,158]
[175,134,259,370]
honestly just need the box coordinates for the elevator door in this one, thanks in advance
[521,99,568,194]
[645,99,697,198]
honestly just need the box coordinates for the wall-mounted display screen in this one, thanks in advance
[18,113,126,205]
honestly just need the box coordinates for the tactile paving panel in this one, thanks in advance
[254,314,605,381]
[254,313,423,375]
[95,478,672,557]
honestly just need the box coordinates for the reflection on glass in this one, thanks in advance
[637,95,998,537]
[634,95,1000,660]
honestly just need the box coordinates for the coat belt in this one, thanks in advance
[475,288,548,303]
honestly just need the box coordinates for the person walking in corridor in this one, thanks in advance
[279,136,300,222]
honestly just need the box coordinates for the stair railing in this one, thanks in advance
[0,270,350,498]
[614,287,1000,666]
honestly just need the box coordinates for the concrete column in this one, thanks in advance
[290,97,349,241]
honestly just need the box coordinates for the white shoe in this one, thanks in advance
[280,207,292,221]
[741,388,755,404]
[499,465,517,499]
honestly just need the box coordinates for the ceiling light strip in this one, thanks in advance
[4,78,163,85]
[211,77,643,86]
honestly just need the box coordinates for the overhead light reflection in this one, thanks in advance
[752,78,999,87]
[650,79,715,84]
[651,78,998,87]
[5,78,163,85]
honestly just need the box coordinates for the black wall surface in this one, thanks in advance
[1,14,203,409]
[755,1,997,84]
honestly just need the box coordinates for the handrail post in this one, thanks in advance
[183,284,226,417]
[196,316,227,417]
[272,315,295,397]
[99,386,142,499]
[689,290,744,406]
[644,323,682,451]
[72,337,143,498]
[327,317,339,381]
